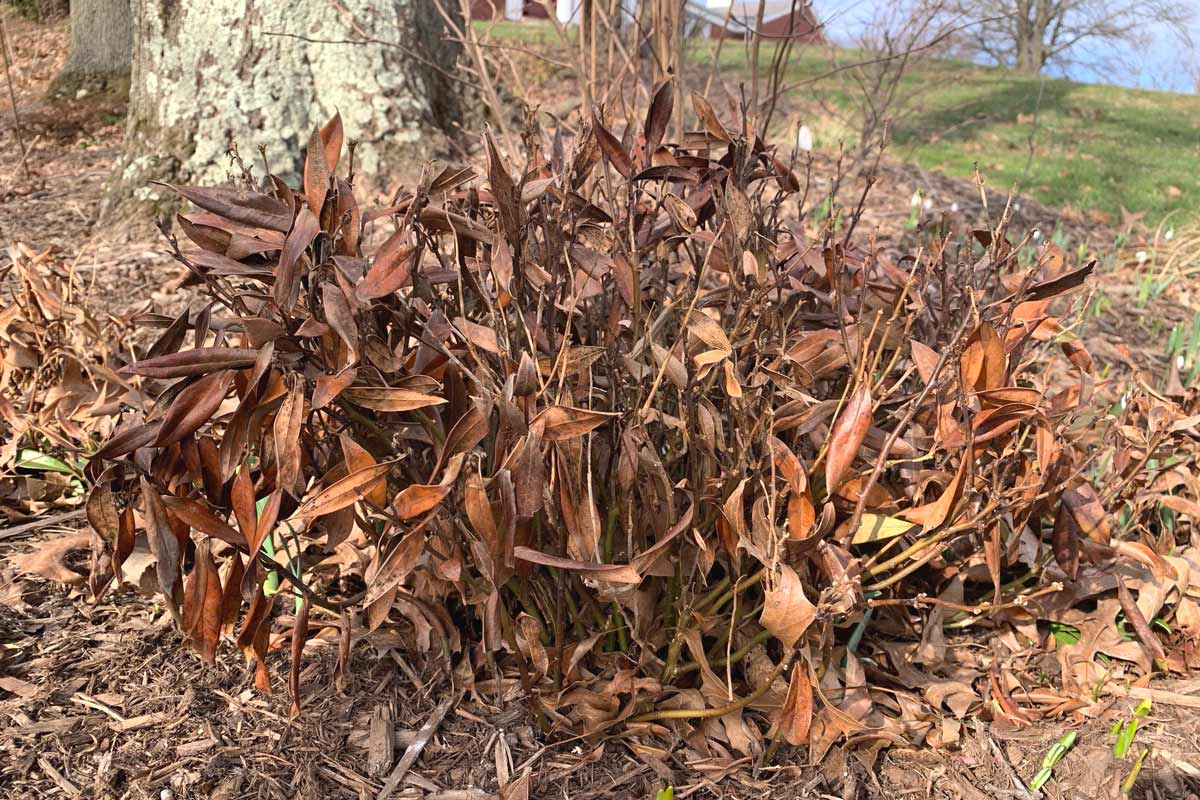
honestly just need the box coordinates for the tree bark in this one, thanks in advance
[105,0,461,215]
[50,0,132,96]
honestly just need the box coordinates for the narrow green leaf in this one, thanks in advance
[16,449,77,475]
[256,495,281,597]
[1029,731,1076,791]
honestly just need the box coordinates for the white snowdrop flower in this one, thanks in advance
[1177,355,1186,370]
[1014,202,1022,212]
[910,191,921,207]
[1032,229,1041,241]
[571,745,583,754]
[797,124,813,153]
[1165,228,1175,241]
[1136,250,1148,265]
[923,197,933,211]
[1120,393,1128,410]
[160,791,175,800]
[950,202,959,212]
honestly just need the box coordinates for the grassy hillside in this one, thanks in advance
[479,20,1200,224]
[811,55,1200,225]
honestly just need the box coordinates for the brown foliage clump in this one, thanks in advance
[0,245,124,518]
[80,93,1200,760]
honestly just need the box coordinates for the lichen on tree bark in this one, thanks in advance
[106,0,461,215]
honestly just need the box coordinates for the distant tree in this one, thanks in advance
[934,0,1195,74]
[50,0,132,97]
[836,1,958,168]
[4,0,69,22]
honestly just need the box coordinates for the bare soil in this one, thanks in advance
[2,11,1199,800]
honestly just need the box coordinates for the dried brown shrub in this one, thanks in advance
[0,246,124,518]
[82,96,1200,758]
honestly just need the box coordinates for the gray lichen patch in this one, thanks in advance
[107,0,459,215]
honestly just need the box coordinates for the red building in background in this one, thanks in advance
[468,1,824,46]
[468,0,550,20]
[705,2,822,41]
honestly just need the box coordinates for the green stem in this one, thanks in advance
[631,649,793,723]
[707,568,765,615]
[678,629,772,676]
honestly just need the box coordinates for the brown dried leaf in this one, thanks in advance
[364,528,425,606]
[513,547,640,584]
[275,207,320,313]
[159,184,291,232]
[691,93,731,142]
[320,111,343,173]
[687,313,732,358]
[644,80,674,155]
[393,454,465,519]
[1115,575,1166,666]
[465,471,500,559]
[824,383,872,493]
[1062,484,1112,544]
[340,433,386,508]
[1051,499,1080,579]
[454,317,501,354]
[342,387,446,412]
[274,377,305,496]
[155,370,235,447]
[303,125,331,214]
[290,598,310,716]
[182,538,223,664]
[142,477,183,625]
[322,283,358,364]
[10,530,91,585]
[128,348,259,379]
[760,564,815,649]
[910,340,941,385]
[231,465,257,547]
[898,456,967,531]
[95,421,163,460]
[356,231,413,300]
[290,462,392,520]
[438,403,488,474]
[162,496,245,547]
[776,661,814,745]
[530,405,617,441]
[592,111,632,178]
[313,368,357,410]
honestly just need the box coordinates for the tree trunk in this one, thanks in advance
[49,0,132,96]
[105,0,461,215]
[1012,0,1050,73]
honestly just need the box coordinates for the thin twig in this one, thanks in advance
[0,509,88,541]
[0,16,32,181]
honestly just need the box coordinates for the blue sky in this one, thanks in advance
[815,1,1199,93]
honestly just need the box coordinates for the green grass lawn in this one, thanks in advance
[479,20,1200,224]
[854,58,1200,225]
[698,41,1200,224]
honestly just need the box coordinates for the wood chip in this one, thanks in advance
[1108,683,1200,709]
[0,675,37,698]
[176,737,219,757]
[9,716,84,737]
[376,690,461,800]
[368,705,394,777]
[112,711,172,731]
[36,757,81,797]
[71,692,125,722]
